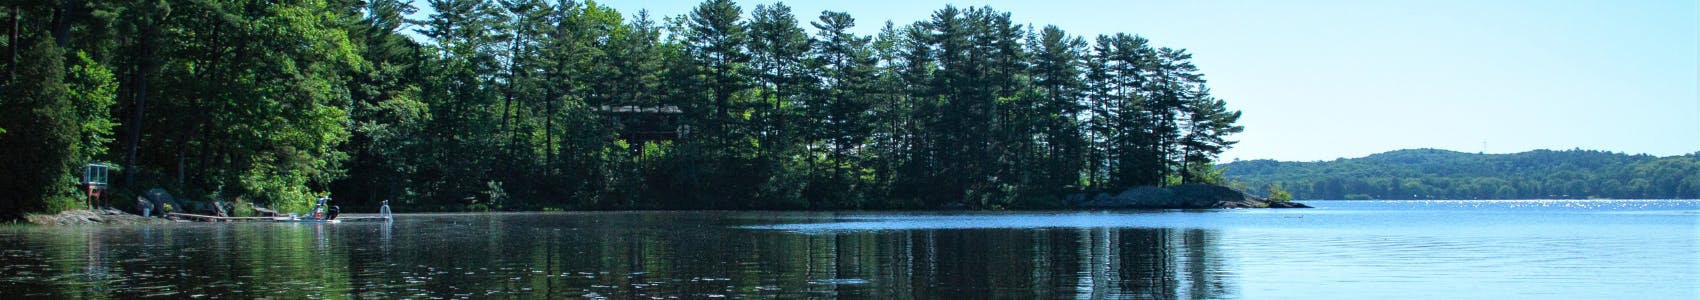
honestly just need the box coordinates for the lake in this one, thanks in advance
[2,200,1695,299]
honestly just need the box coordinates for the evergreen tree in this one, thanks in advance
[1028,25,1088,197]
[0,0,1258,213]
[415,0,506,205]
[678,0,752,208]
[543,0,621,207]
[1150,47,1204,183]
[807,10,877,208]
[745,2,810,208]
[596,10,671,208]
[337,0,430,206]
[1179,88,1242,184]
[0,38,78,219]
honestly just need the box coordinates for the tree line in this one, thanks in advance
[0,0,1243,219]
[1223,149,1700,200]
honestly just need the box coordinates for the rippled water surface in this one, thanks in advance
[1,200,1695,299]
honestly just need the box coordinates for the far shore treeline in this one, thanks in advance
[0,0,1247,219]
[1225,149,1700,200]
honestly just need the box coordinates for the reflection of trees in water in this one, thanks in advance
[459,216,1237,298]
[871,228,1235,298]
[565,225,1237,298]
[0,214,1236,298]
[1,224,361,299]
[1107,228,1235,299]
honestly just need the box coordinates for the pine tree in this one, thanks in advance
[807,10,878,208]
[679,0,752,208]
[338,0,430,206]
[1028,25,1088,196]
[745,3,811,208]
[1179,87,1242,184]
[415,0,507,205]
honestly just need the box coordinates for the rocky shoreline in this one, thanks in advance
[24,209,173,226]
[18,184,1301,226]
[1071,184,1312,209]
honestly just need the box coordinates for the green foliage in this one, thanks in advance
[482,180,507,210]
[242,165,318,214]
[1,39,83,218]
[147,0,356,211]
[66,51,119,162]
[1185,162,1229,186]
[1225,149,1700,200]
[6,0,1253,214]
[1265,183,1293,203]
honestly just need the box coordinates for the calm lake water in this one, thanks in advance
[2,200,1696,299]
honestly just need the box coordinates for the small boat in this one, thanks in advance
[275,197,391,223]
[280,196,344,223]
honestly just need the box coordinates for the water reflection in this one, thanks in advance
[0,213,1237,299]
[11,201,1698,299]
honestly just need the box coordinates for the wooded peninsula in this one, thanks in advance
[1,0,1251,219]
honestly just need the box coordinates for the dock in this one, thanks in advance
[165,212,391,223]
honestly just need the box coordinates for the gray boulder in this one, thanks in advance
[1078,184,1310,209]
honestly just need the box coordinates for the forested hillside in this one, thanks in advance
[1223,149,1700,200]
[1,0,1246,219]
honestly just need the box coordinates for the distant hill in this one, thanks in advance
[1222,149,1700,200]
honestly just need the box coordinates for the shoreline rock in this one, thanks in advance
[1073,184,1312,209]
[25,209,172,226]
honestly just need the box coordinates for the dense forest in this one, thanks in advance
[0,0,1246,219]
[1223,149,1700,200]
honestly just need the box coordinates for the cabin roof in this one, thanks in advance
[597,105,682,114]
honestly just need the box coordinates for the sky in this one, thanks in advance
[414,0,1700,162]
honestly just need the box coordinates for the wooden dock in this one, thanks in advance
[166,212,391,223]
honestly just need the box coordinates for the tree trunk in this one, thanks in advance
[8,5,18,82]
[501,37,518,155]
[544,82,554,176]
[51,0,75,48]
[124,26,154,186]
[176,150,185,190]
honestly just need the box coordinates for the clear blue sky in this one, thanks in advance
[417,0,1700,161]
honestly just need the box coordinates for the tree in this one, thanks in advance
[1027,25,1088,197]
[414,0,506,205]
[539,0,622,207]
[594,10,670,208]
[1178,89,1242,184]
[336,0,430,206]
[1149,47,1205,182]
[1087,33,1162,189]
[683,0,749,144]
[104,0,169,190]
[1225,149,1700,200]
[674,0,754,208]
[913,6,1033,208]
[806,10,878,208]
[745,3,810,208]
[66,51,117,171]
[862,21,933,208]
[0,38,78,219]
[496,0,548,160]
[4,0,1261,213]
